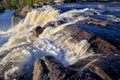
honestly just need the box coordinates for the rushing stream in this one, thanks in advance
[0,10,15,31]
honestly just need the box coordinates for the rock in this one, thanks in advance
[33,59,49,80]
[43,20,65,28]
[62,24,119,54]
[11,5,32,26]
[33,56,103,80]
[31,26,45,37]
[70,54,120,80]
[11,14,23,26]
[69,17,118,27]
[87,18,109,26]
[33,55,120,80]
[18,5,32,17]
[48,22,119,55]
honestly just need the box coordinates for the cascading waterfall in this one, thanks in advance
[24,6,59,26]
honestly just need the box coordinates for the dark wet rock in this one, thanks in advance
[71,54,120,80]
[43,20,65,28]
[62,24,119,54]
[33,56,103,80]
[33,59,49,80]
[31,26,45,37]
[33,55,120,80]
[72,17,120,49]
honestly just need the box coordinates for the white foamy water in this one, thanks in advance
[0,5,119,79]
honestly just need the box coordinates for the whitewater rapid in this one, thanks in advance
[0,5,120,79]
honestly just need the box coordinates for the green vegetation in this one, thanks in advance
[1,0,34,9]
[0,0,52,11]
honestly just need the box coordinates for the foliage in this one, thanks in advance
[1,0,35,9]
[11,0,18,8]
[25,0,34,6]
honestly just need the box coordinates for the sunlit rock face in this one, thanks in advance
[0,4,120,80]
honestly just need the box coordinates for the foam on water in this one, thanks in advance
[24,5,59,27]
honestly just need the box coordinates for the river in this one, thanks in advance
[0,10,15,31]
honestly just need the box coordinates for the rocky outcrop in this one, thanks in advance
[70,54,120,80]
[63,23,119,54]
[66,24,119,54]
[33,56,103,80]
[33,55,120,80]
[65,24,118,53]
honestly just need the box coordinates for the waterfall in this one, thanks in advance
[0,5,104,79]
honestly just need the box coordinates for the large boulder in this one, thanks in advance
[33,55,120,80]
[33,56,103,80]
